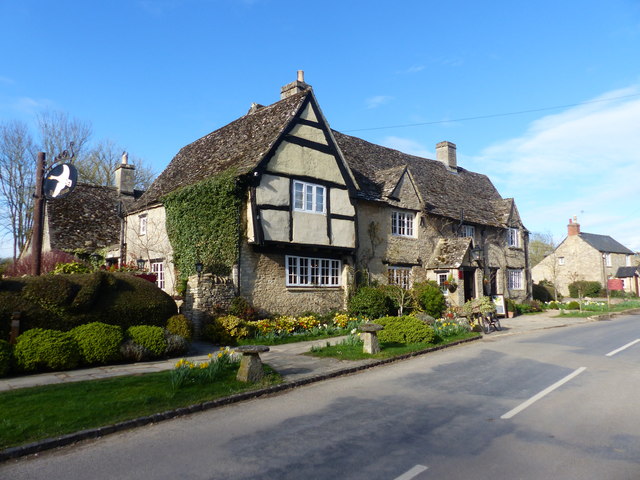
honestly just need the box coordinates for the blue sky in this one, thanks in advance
[1,0,640,258]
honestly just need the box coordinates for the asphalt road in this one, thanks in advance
[2,314,639,480]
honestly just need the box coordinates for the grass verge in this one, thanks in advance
[0,364,281,450]
[551,300,640,318]
[238,331,351,346]
[306,332,480,361]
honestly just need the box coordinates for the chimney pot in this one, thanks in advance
[280,71,310,99]
[567,216,581,236]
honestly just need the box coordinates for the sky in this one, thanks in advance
[1,0,640,258]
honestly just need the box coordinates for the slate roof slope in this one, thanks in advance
[579,233,634,254]
[47,183,125,252]
[133,90,310,210]
[425,237,472,269]
[615,266,639,278]
[332,131,511,227]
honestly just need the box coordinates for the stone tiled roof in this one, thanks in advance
[579,233,634,255]
[425,237,472,269]
[332,131,514,228]
[133,90,310,210]
[615,266,639,278]
[46,184,130,252]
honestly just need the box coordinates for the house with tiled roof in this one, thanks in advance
[532,217,637,297]
[124,73,530,321]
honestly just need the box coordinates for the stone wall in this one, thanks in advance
[183,274,236,337]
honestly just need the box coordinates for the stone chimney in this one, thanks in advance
[567,216,581,236]
[436,141,457,171]
[280,70,311,99]
[114,151,135,196]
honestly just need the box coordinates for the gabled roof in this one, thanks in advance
[615,266,639,278]
[332,131,515,228]
[579,233,634,254]
[425,237,472,269]
[46,183,129,252]
[134,90,311,209]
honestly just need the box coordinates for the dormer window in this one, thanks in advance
[461,225,475,238]
[293,180,325,214]
[507,227,519,248]
[392,211,415,237]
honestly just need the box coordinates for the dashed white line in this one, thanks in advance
[606,339,640,357]
[393,464,428,480]
[501,367,587,419]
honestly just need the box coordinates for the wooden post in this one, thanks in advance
[9,312,21,345]
[31,152,46,276]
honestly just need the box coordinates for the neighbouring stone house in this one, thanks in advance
[123,73,531,325]
[613,266,640,296]
[22,155,142,267]
[532,217,637,297]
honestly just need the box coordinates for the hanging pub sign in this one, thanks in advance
[43,163,78,200]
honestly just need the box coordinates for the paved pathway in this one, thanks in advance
[0,310,612,392]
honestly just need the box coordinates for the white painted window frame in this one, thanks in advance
[388,266,412,290]
[507,268,523,290]
[558,257,565,265]
[286,255,341,287]
[507,227,519,248]
[139,215,147,236]
[391,211,415,237]
[293,180,326,214]
[151,260,165,290]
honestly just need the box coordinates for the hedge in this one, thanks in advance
[13,328,80,372]
[71,322,123,365]
[376,316,436,344]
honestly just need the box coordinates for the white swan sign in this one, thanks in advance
[44,163,78,200]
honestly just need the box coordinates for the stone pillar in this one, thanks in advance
[235,345,270,382]
[359,323,384,354]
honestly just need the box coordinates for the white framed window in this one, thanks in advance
[437,272,448,294]
[507,268,523,290]
[461,225,475,238]
[293,180,325,214]
[604,253,612,267]
[388,267,411,289]
[626,255,631,267]
[151,261,165,290]
[507,227,519,248]
[558,257,565,265]
[286,255,341,287]
[139,215,147,236]
[391,211,415,237]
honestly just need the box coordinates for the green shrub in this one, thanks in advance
[166,314,193,341]
[348,286,394,319]
[376,315,436,344]
[14,328,80,372]
[412,281,446,318]
[532,282,554,302]
[228,296,257,321]
[566,301,580,310]
[52,261,92,275]
[568,281,602,298]
[71,322,123,365]
[0,273,177,335]
[126,325,167,357]
[0,339,12,377]
[120,340,151,362]
[204,315,251,345]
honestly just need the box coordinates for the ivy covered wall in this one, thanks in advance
[163,169,242,279]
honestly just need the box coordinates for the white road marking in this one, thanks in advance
[606,339,640,357]
[501,367,587,419]
[393,464,429,480]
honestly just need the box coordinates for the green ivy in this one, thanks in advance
[163,169,241,278]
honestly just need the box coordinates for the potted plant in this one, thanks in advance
[444,274,458,293]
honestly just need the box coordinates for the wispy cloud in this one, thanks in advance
[0,75,14,85]
[472,85,640,250]
[12,96,53,114]
[398,65,425,74]
[365,95,393,109]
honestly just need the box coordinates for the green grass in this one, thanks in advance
[306,332,479,361]
[0,365,281,450]
[238,330,350,346]
[552,300,640,318]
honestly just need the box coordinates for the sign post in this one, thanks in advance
[31,152,46,276]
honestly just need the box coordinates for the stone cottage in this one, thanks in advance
[532,217,636,297]
[123,73,531,322]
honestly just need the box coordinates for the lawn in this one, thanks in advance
[307,332,480,361]
[552,300,640,318]
[0,364,281,450]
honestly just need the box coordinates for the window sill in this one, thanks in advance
[286,286,342,291]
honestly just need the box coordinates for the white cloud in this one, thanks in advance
[472,85,640,251]
[0,75,14,85]
[365,95,393,109]
[11,96,52,114]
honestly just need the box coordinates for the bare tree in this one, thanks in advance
[37,110,92,164]
[80,139,156,190]
[0,121,36,260]
[529,231,556,267]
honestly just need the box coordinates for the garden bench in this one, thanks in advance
[234,345,270,382]
[359,323,384,354]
